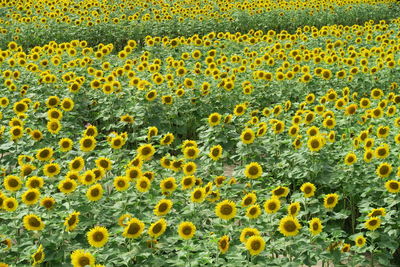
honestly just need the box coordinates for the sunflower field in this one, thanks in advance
[1,0,400,266]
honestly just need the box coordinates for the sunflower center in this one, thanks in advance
[274,188,284,196]
[327,197,335,204]
[127,223,140,234]
[117,180,125,187]
[369,220,377,226]
[78,256,90,266]
[158,203,168,212]
[184,178,192,186]
[93,231,104,242]
[312,223,319,231]
[220,239,227,249]
[194,190,202,199]
[68,215,77,226]
[290,206,298,214]
[91,188,100,197]
[43,200,53,208]
[62,141,70,148]
[248,166,259,176]
[187,149,195,157]
[379,166,389,175]
[377,148,386,156]
[389,182,399,190]
[283,220,297,232]
[141,147,151,155]
[63,182,73,190]
[244,197,252,206]
[212,149,220,156]
[311,139,320,149]
[182,226,192,235]
[268,202,276,210]
[249,207,257,215]
[152,223,162,234]
[164,181,173,189]
[83,139,93,147]
[34,251,43,261]
[250,240,261,250]
[26,192,36,201]
[9,179,19,187]
[29,217,41,227]
[113,139,121,146]
[48,166,56,173]
[72,161,81,169]
[220,204,233,215]
[243,132,252,140]
[7,201,15,208]
[304,186,312,194]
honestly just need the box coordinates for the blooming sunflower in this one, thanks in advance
[43,163,60,177]
[246,236,265,256]
[86,184,103,201]
[344,152,357,165]
[240,128,255,144]
[123,218,145,239]
[64,211,80,231]
[244,162,263,179]
[70,249,95,267]
[287,202,301,216]
[240,228,260,244]
[271,186,289,198]
[181,175,196,190]
[208,112,221,127]
[218,235,230,254]
[40,197,55,210]
[385,180,400,193]
[137,144,156,161]
[307,135,324,152]
[182,162,197,176]
[79,136,96,152]
[368,208,386,217]
[95,157,112,171]
[148,218,167,238]
[190,187,206,203]
[160,177,177,193]
[324,193,339,209]
[309,218,323,235]
[183,146,200,160]
[376,162,392,178]
[69,156,85,172]
[160,133,174,146]
[87,226,109,248]
[23,214,45,231]
[215,199,236,220]
[4,175,22,192]
[31,244,45,266]
[354,235,366,248]
[58,179,77,194]
[209,145,223,160]
[3,197,18,212]
[154,199,173,216]
[21,188,41,205]
[300,182,316,198]
[178,221,196,240]
[241,193,257,207]
[263,197,280,214]
[279,216,302,237]
[113,176,130,191]
[246,204,262,219]
[136,177,151,193]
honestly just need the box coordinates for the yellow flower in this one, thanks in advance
[137,144,156,161]
[246,204,262,219]
[86,184,103,201]
[365,217,381,231]
[241,193,257,207]
[148,218,167,238]
[3,197,18,212]
[136,177,151,193]
[58,179,77,194]
[271,186,289,198]
[240,227,260,244]
[208,145,223,160]
[246,236,265,255]
[87,226,109,248]
[307,135,324,152]
[344,152,357,165]
[354,235,366,247]
[58,138,73,152]
[21,188,41,205]
[263,197,280,214]
[70,249,95,267]
[385,180,400,193]
[309,218,323,235]
[64,211,80,231]
[287,202,301,216]
[324,193,339,209]
[190,187,206,203]
[178,221,196,240]
[244,162,263,179]
[240,128,255,144]
[23,214,45,231]
[123,218,145,238]
[153,199,173,216]
[208,112,221,127]
[31,244,45,266]
[113,176,130,191]
[300,182,316,198]
[183,146,200,159]
[215,199,236,220]
[376,162,392,178]
[160,177,177,193]
[79,136,96,152]
[279,216,301,237]
[218,235,230,254]
[4,175,22,192]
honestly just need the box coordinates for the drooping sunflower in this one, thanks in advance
[385,180,400,193]
[113,176,130,191]
[246,236,265,256]
[287,202,301,216]
[36,147,53,161]
[21,188,41,205]
[123,218,145,239]
[271,186,289,198]
[70,249,95,267]
[240,128,255,144]
[324,193,339,209]
[376,162,392,178]
[4,175,22,192]
[148,218,167,238]
[218,235,230,254]
[209,145,223,161]
[215,199,236,220]
[58,138,73,152]
[87,226,109,248]
[64,211,80,231]
[154,199,173,216]
[79,136,96,152]
[309,218,323,236]
[354,235,366,248]
[58,179,77,194]
[279,216,302,237]
[300,182,316,198]
[86,184,103,201]
[365,217,381,231]
[178,221,196,240]
[240,227,260,244]
[246,204,262,219]
[31,244,45,266]
[244,162,263,179]
[23,214,45,231]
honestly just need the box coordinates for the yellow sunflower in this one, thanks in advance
[244,162,263,179]
[153,199,173,216]
[86,184,103,201]
[178,221,196,240]
[279,216,302,237]
[87,226,109,248]
[385,180,400,193]
[209,145,223,160]
[64,211,80,231]
[23,214,45,231]
[354,235,366,248]
[21,188,41,205]
[148,218,167,238]
[300,182,316,198]
[309,218,323,235]
[218,235,230,254]
[215,199,236,220]
[365,217,381,231]
[31,244,45,266]
[263,197,281,214]
[70,249,95,267]
[240,128,255,144]
[79,136,96,152]
[246,204,262,219]
[123,218,145,239]
[246,236,265,256]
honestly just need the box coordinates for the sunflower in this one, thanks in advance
[178,221,196,240]
[120,114,134,124]
[307,135,324,152]
[110,136,125,149]
[244,162,263,179]
[59,138,73,152]
[30,130,43,141]
[10,126,23,140]
[86,184,103,201]
[207,113,221,127]
[376,162,392,178]
[70,249,95,267]
[309,218,323,235]
[40,197,55,210]
[344,152,357,165]
[215,199,236,220]
[148,218,167,238]
[87,226,109,248]
[264,197,281,213]
[61,98,74,111]
[126,166,142,181]
[123,218,145,238]
[43,163,60,177]
[209,145,223,160]
[4,175,22,192]
[241,193,256,207]
[80,170,96,185]
[147,126,158,140]
[64,211,80,231]
[287,202,301,216]
[246,236,265,256]
[113,176,130,191]
[324,193,339,209]
[271,186,289,198]
[375,144,389,159]
[21,188,41,205]
[385,180,400,193]
[279,216,302,237]
[79,136,96,152]
[300,182,316,198]
[341,243,351,253]
[95,157,112,171]
[160,177,177,193]
[136,177,151,193]
[354,235,366,248]
[234,103,247,116]
[183,146,200,160]
[36,147,53,161]
[3,197,18,212]
[58,179,77,194]
[368,208,386,218]
[190,187,206,203]
[246,204,262,219]
[240,228,260,244]
[365,216,381,231]
[182,162,197,176]
[240,128,255,144]
[23,214,45,231]
[84,126,98,137]
[69,156,85,172]
[137,144,156,161]
[154,199,173,216]
[160,133,174,146]
[47,120,61,134]
[31,244,45,265]
[218,235,230,254]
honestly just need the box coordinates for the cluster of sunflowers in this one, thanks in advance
[0,0,399,48]
[1,10,400,267]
